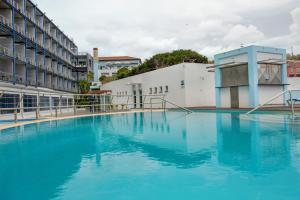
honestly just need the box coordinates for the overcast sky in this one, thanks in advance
[36,0,300,59]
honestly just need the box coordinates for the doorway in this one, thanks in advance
[230,87,239,108]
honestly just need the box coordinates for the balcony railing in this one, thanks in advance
[0,45,12,57]
[27,79,36,86]
[26,33,35,42]
[14,24,25,35]
[27,58,35,66]
[0,71,13,82]
[0,14,13,28]
[15,74,25,84]
[14,1,23,13]
[16,53,26,62]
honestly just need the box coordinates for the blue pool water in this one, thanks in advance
[0,111,300,200]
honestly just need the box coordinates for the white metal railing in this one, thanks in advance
[0,90,167,122]
[246,89,300,115]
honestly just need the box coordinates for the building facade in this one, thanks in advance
[287,60,300,77]
[0,0,78,93]
[213,45,287,109]
[101,63,215,109]
[93,48,141,81]
[74,52,93,81]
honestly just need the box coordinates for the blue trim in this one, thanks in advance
[12,5,16,85]
[214,45,287,108]
[248,46,259,107]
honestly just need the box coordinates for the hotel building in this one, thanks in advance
[0,0,79,93]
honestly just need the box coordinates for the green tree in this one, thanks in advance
[287,54,300,60]
[78,80,90,94]
[87,71,94,82]
[120,49,208,79]
[117,67,130,79]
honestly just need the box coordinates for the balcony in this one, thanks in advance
[26,13,35,23]
[0,15,12,28]
[27,79,36,86]
[13,1,23,14]
[37,62,44,70]
[15,74,25,84]
[0,71,13,82]
[37,81,44,87]
[27,58,35,66]
[26,33,35,42]
[0,45,12,57]
[14,24,25,35]
[15,52,26,62]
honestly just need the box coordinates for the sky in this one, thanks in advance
[36,0,300,59]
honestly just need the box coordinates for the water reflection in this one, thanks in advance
[0,111,299,200]
[217,112,291,173]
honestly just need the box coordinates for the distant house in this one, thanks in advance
[93,48,141,82]
[73,52,94,81]
[287,60,300,77]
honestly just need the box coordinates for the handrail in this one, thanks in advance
[150,97,193,114]
[246,89,300,115]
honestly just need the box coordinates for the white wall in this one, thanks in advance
[102,63,214,108]
[220,88,231,108]
[219,53,248,64]
[184,64,215,107]
[258,85,284,104]
[239,86,250,108]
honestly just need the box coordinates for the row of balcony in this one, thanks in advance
[0,70,77,92]
[4,0,76,51]
[0,17,75,60]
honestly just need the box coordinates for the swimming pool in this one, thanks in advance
[0,111,300,200]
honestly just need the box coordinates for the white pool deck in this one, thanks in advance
[0,109,165,131]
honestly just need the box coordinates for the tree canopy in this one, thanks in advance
[111,49,208,81]
[287,54,300,60]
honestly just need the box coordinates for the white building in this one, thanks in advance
[93,48,141,82]
[213,46,287,109]
[101,63,215,109]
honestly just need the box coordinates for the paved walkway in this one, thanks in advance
[0,109,164,131]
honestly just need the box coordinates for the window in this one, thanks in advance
[149,88,152,94]
[181,80,185,88]
[154,87,157,94]
[221,65,249,87]
[258,64,282,84]
[165,86,169,93]
[159,86,163,93]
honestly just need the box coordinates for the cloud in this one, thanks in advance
[35,0,300,59]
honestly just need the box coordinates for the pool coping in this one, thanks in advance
[0,109,165,131]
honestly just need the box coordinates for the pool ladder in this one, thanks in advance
[150,97,193,114]
[246,89,300,115]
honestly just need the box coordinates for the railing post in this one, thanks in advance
[73,95,76,115]
[289,90,295,116]
[55,106,58,118]
[92,95,95,114]
[36,93,40,119]
[14,108,17,123]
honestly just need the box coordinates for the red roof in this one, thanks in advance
[88,90,112,94]
[98,56,141,61]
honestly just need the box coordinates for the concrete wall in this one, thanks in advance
[220,88,231,108]
[102,63,215,108]
[184,64,215,107]
[239,86,250,108]
[258,85,284,104]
